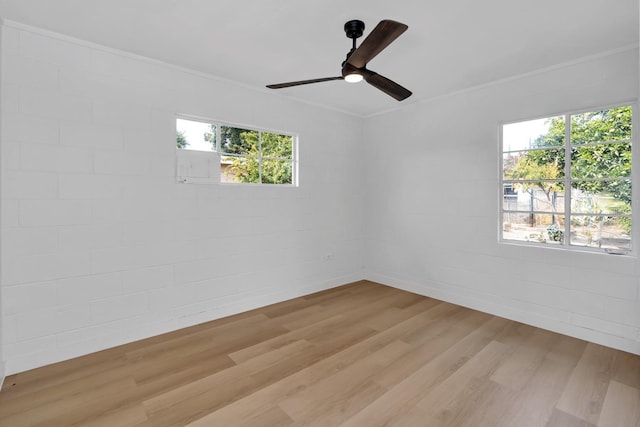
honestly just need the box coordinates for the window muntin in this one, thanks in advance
[176,118,296,185]
[501,106,633,252]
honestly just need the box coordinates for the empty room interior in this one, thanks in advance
[0,1,639,426]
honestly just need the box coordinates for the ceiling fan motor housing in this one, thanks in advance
[344,20,365,39]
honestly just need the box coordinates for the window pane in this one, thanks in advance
[502,184,518,208]
[221,155,260,183]
[503,149,565,180]
[262,132,293,159]
[220,126,258,156]
[571,182,632,215]
[503,116,565,151]
[502,213,565,244]
[500,105,632,251]
[220,156,238,183]
[571,143,631,179]
[261,160,292,184]
[570,215,631,251]
[502,182,564,212]
[176,118,215,152]
[571,106,633,144]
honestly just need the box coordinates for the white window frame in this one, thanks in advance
[176,115,298,187]
[499,102,636,255]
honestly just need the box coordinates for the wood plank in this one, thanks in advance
[182,312,441,426]
[546,409,596,427]
[0,281,638,427]
[71,404,148,427]
[556,343,619,425]
[0,351,129,402]
[0,377,137,427]
[362,297,442,331]
[454,380,515,427]
[340,317,512,426]
[611,350,640,389]
[414,341,514,425]
[227,313,345,364]
[490,328,561,390]
[597,380,640,427]
[142,339,314,414]
[496,357,577,427]
[277,340,410,425]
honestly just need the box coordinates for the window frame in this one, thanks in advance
[176,115,299,187]
[499,102,636,255]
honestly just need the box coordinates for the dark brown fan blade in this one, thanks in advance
[346,20,408,68]
[266,76,343,89]
[363,71,412,101]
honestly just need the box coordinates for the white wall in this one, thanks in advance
[0,21,365,374]
[1,20,638,377]
[364,48,640,354]
[0,20,5,387]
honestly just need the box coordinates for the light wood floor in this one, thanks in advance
[1,281,639,427]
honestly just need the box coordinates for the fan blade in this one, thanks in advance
[266,76,343,89]
[346,20,408,68]
[364,71,412,101]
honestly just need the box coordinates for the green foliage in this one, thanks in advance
[506,106,632,216]
[618,216,632,235]
[203,125,216,150]
[532,116,565,149]
[509,154,564,196]
[221,129,293,184]
[507,117,565,202]
[571,143,631,203]
[205,126,255,154]
[571,107,632,144]
[176,130,188,149]
[203,124,293,184]
[546,224,564,242]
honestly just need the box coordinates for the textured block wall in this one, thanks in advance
[364,48,640,355]
[0,22,365,374]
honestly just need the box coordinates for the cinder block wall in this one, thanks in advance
[0,22,365,374]
[364,48,640,355]
[1,20,639,377]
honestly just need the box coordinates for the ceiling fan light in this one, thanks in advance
[345,73,363,83]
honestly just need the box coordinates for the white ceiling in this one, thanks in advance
[0,0,637,116]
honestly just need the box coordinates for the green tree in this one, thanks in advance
[203,124,293,184]
[509,157,563,204]
[258,132,293,184]
[508,107,631,196]
[209,127,292,184]
[571,108,632,204]
[204,125,216,150]
[519,107,632,203]
[506,106,632,234]
[204,125,255,154]
[176,130,188,149]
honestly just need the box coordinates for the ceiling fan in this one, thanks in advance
[266,19,412,101]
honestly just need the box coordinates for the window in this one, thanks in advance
[501,105,633,253]
[176,117,297,185]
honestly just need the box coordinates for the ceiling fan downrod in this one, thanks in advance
[344,19,365,60]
